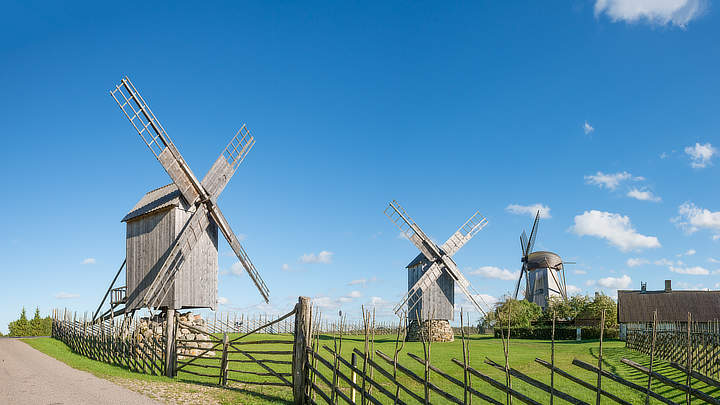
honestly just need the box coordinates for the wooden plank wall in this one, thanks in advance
[408,263,454,321]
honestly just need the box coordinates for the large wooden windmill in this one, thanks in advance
[513,210,568,309]
[384,200,488,341]
[93,77,269,329]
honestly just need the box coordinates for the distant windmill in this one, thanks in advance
[93,77,270,339]
[514,210,568,309]
[384,200,488,341]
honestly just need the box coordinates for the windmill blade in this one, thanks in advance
[202,125,255,201]
[526,210,541,254]
[393,262,444,314]
[440,211,488,257]
[209,204,270,303]
[454,273,488,316]
[547,267,567,302]
[137,204,212,310]
[520,231,528,257]
[384,200,442,262]
[110,77,207,206]
[513,263,526,299]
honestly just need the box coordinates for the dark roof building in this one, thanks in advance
[617,280,720,323]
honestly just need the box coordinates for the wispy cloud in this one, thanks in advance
[674,202,720,238]
[81,258,96,265]
[626,258,649,267]
[583,121,595,135]
[594,0,707,27]
[470,266,519,281]
[299,251,333,264]
[586,274,632,289]
[685,142,716,168]
[571,210,660,251]
[347,277,377,288]
[584,171,642,190]
[505,204,551,219]
[55,292,80,299]
[573,269,587,275]
[627,188,661,202]
[669,265,709,275]
[566,285,582,295]
[218,297,229,305]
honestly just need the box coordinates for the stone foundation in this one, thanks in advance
[406,319,454,342]
[135,311,216,359]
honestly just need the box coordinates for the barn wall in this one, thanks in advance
[174,207,218,310]
[125,207,176,310]
[407,262,454,321]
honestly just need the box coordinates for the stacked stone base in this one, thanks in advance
[135,311,216,359]
[406,319,454,342]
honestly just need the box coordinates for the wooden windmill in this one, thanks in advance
[384,200,488,341]
[93,77,269,335]
[513,210,568,309]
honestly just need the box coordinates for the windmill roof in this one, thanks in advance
[406,253,428,269]
[526,251,562,271]
[617,289,720,323]
[121,183,188,222]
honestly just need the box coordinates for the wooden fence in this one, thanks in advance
[305,309,720,405]
[52,309,167,376]
[626,316,720,380]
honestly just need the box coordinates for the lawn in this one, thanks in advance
[24,334,719,404]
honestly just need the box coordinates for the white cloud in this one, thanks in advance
[218,297,229,305]
[81,258,96,265]
[583,121,595,135]
[454,291,498,314]
[470,266,519,281]
[573,269,587,275]
[299,251,334,264]
[674,202,720,236]
[660,152,669,159]
[684,249,696,256]
[348,277,377,287]
[626,258,649,267]
[587,274,632,289]
[669,265,709,275]
[347,290,362,298]
[566,285,582,295]
[282,263,290,271]
[627,188,661,202]
[571,210,661,251]
[584,171,642,190]
[230,261,246,276]
[55,292,79,299]
[594,0,706,27]
[685,142,716,168]
[708,258,720,264]
[505,203,552,219]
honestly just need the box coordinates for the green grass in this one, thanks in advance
[24,334,720,404]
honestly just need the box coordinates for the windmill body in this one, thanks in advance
[406,254,454,321]
[525,251,564,309]
[122,184,219,311]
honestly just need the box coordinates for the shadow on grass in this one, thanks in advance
[175,378,292,404]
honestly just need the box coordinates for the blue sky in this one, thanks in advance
[1,1,719,333]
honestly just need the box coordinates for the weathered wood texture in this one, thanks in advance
[124,186,218,311]
[407,261,454,321]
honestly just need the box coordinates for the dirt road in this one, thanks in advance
[0,338,161,405]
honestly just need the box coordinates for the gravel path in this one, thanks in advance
[0,338,162,405]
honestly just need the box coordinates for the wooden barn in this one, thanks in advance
[406,254,454,321]
[122,183,218,311]
[617,280,720,339]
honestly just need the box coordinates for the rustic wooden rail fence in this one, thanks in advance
[626,316,720,380]
[52,303,720,404]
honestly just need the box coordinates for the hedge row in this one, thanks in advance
[493,326,619,340]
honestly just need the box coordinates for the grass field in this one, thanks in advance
[24,334,720,404]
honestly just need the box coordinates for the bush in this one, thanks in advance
[494,326,619,340]
[8,307,52,337]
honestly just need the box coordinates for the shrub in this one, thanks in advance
[493,326,619,340]
[8,307,51,336]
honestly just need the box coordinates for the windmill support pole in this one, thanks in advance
[165,308,176,377]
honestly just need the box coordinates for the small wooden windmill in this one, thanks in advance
[93,77,270,373]
[384,200,488,341]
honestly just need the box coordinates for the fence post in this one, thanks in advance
[351,352,357,403]
[165,308,176,377]
[293,296,311,405]
[220,333,230,386]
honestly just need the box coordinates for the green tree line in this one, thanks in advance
[7,307,52,336]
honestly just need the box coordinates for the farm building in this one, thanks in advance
[617,280,720,340]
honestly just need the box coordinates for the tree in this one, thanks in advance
[541,294,591,322]
[8,307,29,336]
[578,293,618,328]
[494,298,543,328]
